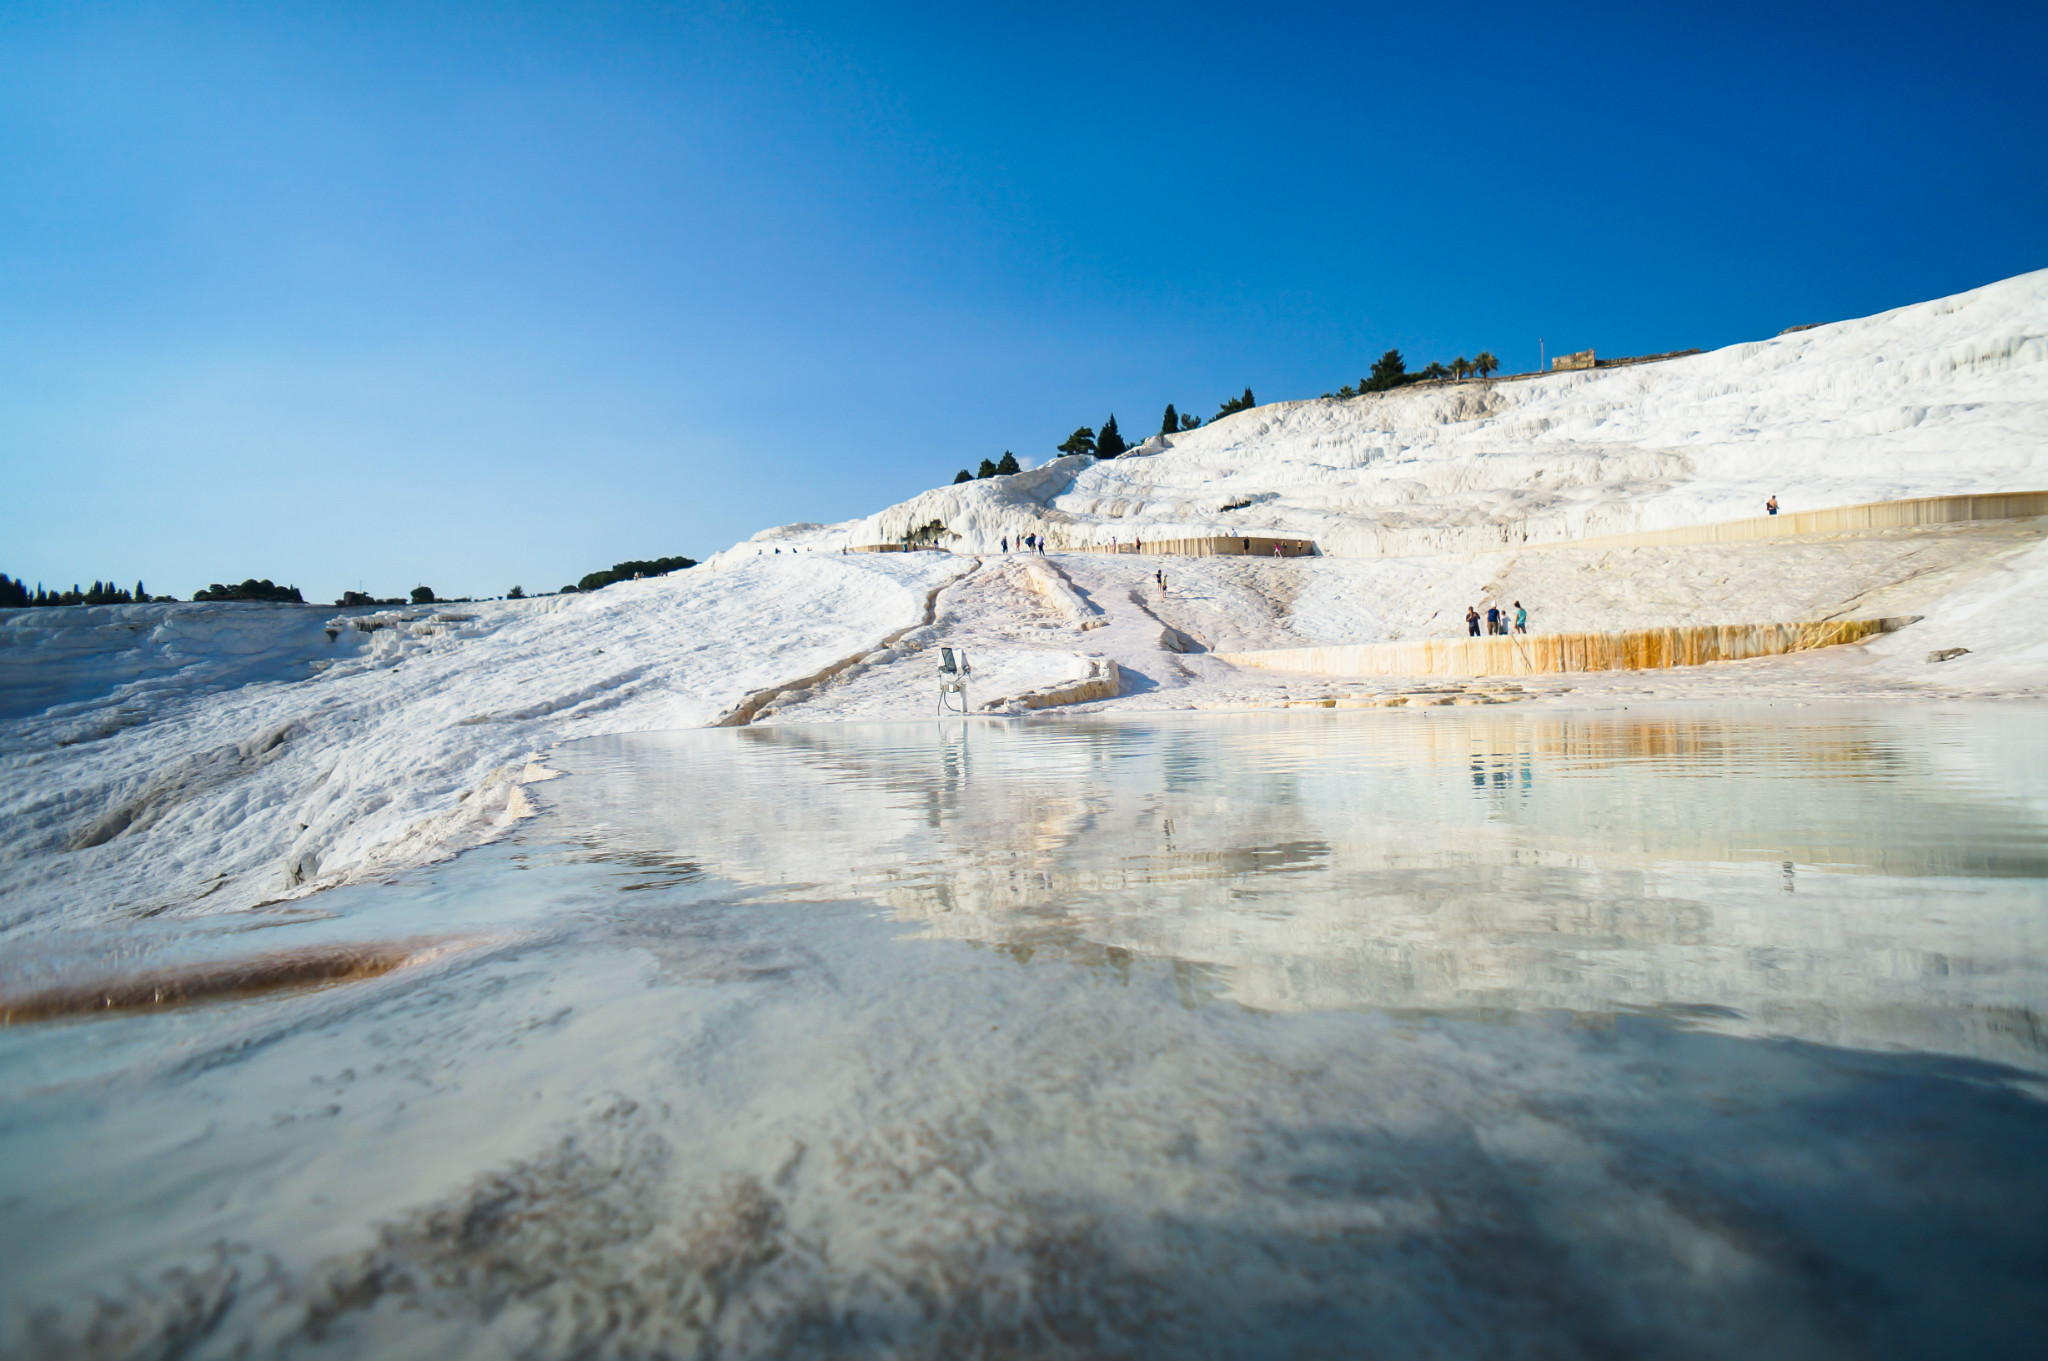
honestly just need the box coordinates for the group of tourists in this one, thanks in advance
[1466,601,1528,637]
[998,535,1048,553]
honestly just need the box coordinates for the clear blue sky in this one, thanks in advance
[4,1,2044,601]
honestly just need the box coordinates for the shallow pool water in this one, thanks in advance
[4,706,2046,1358]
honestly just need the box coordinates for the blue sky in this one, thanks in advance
[3,0,2043,601]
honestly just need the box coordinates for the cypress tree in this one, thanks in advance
[136,580,145,602]
[1096,415,1126,459]
[996,450,1020,475]
[1160,404,1178,436]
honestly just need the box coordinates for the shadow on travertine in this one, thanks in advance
[548,708,2048,1072]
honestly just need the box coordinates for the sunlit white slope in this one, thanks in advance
[0,554,966,929]
[827,269,2048,556]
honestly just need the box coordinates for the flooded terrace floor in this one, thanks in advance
[3,705,2046,1358]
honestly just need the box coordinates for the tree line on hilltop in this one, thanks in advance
[561,555,697,595]
[0,575,161,608]
[1326,349,1498,399]
[942,345,1507,489]
[1,559,700,612]
[951,388,1258,484]
[941,347,1509,488]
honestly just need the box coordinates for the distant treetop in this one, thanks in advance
[576,555,697,593]
[194,579,304,603]
[1216,388,1256,419]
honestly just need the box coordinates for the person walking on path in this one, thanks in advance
[1514,602,1528,634]
[1000,537,1008,553]
[1466,606,1482,637]
[1766,495,1779,516]
[1486,605,1501,635]
[1156,569,1167,594]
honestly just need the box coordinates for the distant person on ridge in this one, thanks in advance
[1467,606,1481,637]
[1767,495,1779,516]
[1156,569,1166,594]
[1486,605,1501,635]
[1514,602,1527,634]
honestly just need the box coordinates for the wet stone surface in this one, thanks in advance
[3,706,2046,1359]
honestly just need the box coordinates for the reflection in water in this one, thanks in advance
[558,708,2048,1071]
[1,707,2044,1360]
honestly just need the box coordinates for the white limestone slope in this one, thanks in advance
[812,269,2048,557]
[0,554,967,932]
[6,270,2048,938]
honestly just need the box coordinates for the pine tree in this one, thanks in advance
[1365,350,1407,391]
[977,458,998,478]
[135,580,146,602]
[1215,388,1256,419]
[508,585,525,599]
[1096,415,1126,459]
[1057,427,1097,457]
[954,469,973,483]
[996,450,1020,475]
[1180,412,1202,430]
[1160,404,1179,436]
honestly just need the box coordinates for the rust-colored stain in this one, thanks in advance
[1218,618,1913,680]
[0,937,459,1023]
